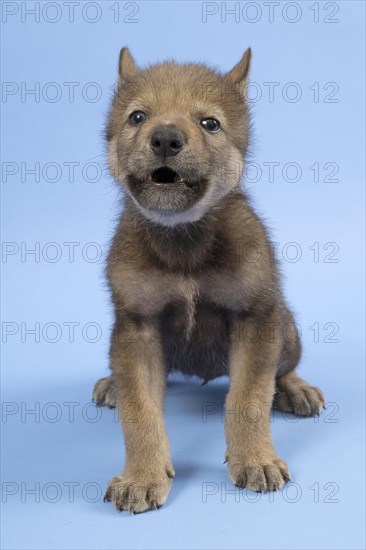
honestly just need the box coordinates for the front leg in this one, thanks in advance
[225,308,290,492]
[104,318,174,513]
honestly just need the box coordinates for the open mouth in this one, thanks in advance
[126,167,208,213]
[150,167,183,184]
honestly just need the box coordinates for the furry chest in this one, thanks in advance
[159,300,232,380]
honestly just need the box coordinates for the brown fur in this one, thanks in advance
[93,48,324,513]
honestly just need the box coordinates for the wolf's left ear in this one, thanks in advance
[118,47,138,81]
[225,48,252,93]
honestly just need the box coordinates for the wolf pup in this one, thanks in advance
[93,48,325,513]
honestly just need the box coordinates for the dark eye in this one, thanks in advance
[200,118,220,133]
[129,111,147,125]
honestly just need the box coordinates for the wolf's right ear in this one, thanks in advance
[118,47,138,81]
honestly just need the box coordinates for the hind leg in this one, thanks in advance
[274,371,325,416]
[274,308,325,416]
[93,375,117,408]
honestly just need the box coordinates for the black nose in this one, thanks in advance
[150,127,184,158]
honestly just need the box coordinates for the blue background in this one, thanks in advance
[1,1,365,549]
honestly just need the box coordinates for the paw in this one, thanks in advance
[104,469,174,513]
[93,376,116,408]
[274,385,325,416]
[227,455,290,492]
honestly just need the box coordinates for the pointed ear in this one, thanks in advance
[225,48,252,94]
[118,47,138,81]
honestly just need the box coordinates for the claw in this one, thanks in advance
[103,491,111,503]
